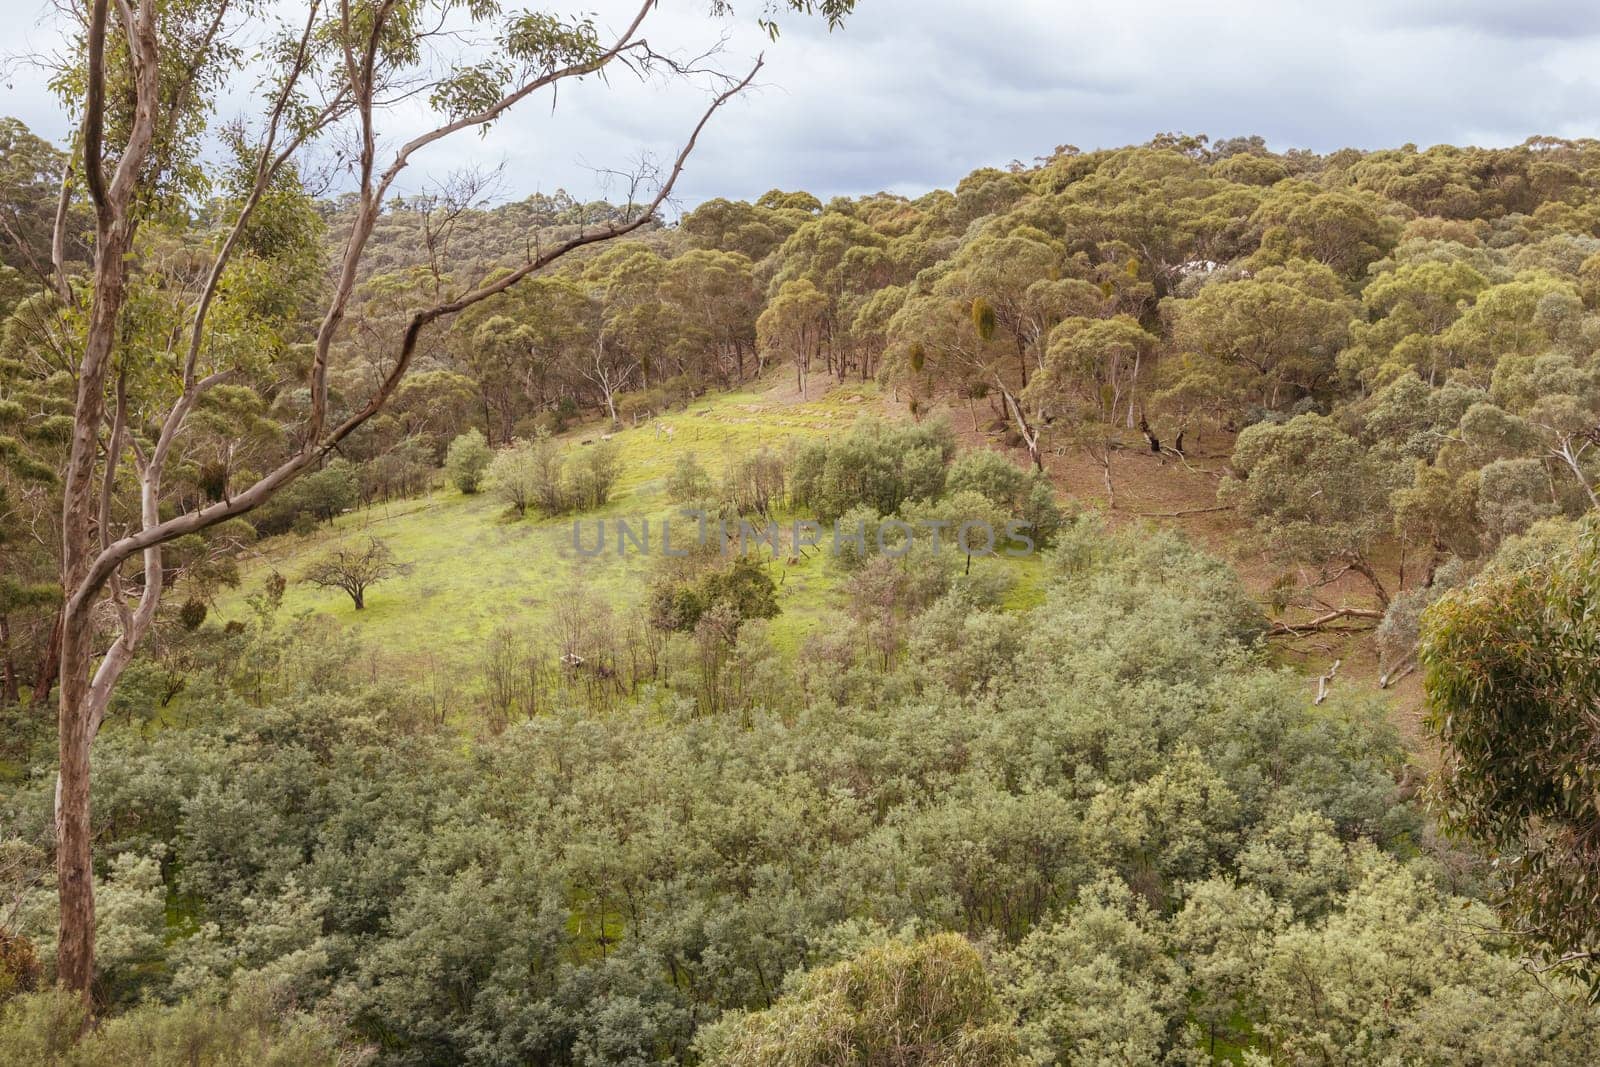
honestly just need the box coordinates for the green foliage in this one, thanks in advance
[666,451,714,504]
[0,929,41,1003]
[16,91,1600,1060]
[790,416,955,522]
[486,434,619,517]
[1030,314,1156,429]
[568,439,622,511]
[757,278,830,395]
[0,579,56,616]
[650,555,780,633]
[1476,457,1561,541]
[445,429,493,495]
[944,449,1033,512]
[0,983,347,1066]
[178,597,208,631]
[1243,856,1600,1064]
[698,934,1025,1066]
[486,436,543,516]
[970,297,996,341]
[1421,520,1600,990]
[0,118,80,278]
[1001,877,1186,1063]
[2,520,1463,1063]
[1223,414,1402,601]
[1020,478,1066,547]
[719,447,788,520]
[1167,260,1355,415]
[259,460,358,534]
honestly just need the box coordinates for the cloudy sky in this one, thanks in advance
[7,0,1600,214]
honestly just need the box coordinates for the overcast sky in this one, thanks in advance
[7,0,1600,215]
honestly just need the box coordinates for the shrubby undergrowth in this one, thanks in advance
[3,521,1594,1063]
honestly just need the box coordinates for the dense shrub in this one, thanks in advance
[666,451,714,503]
[487,435,620,517]
[568,438,622,510]
[0,983,351,1066]
[697,934,1025,1065]
[790,416,956,522]
[649,555,779,632]
[445,429,493,494]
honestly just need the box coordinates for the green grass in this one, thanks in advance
[212,380,1042,683]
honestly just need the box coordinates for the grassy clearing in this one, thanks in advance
[213,380,1041,682]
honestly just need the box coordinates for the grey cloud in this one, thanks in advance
[1378,1,1600,40]
[6,0,1600,210]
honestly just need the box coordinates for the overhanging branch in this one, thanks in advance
[65,54,766,625]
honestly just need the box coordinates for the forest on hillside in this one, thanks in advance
[8,0,1600,1062]
[16,124,1600,692]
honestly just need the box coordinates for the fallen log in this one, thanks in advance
[1269,607,1384,637]
[1135,504,1234,519]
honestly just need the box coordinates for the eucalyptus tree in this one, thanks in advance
[767,211,893,379]
[887,291,1047,469]
[1223,414,1403,621]
[1420,523,1600,992]
[455,271,598,434]
[845,282,906,382]
[659,248,761,383]
[1,285,80,713]
[1251,186,1403,280]
[679,196,798,262]
[39,0,854,1001]
[942,225,1069,388]
[1041,147,1240,302]
[1439,272,1586,372]
[0,120,86,284]
[585,241,671,388]
[1026,314,1158,507]
[888,230,1094,473]
[757,278,829,396]
[1341,258,1489,388]
[466,313,541,443]
[1166,259,1355,415]
[301,536,407,610]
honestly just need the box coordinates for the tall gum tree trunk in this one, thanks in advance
[56,170,138,992]
[54,631,95,993]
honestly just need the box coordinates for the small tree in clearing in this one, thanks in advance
[489,432,576,516]
[302,538,409,610]
[446,430,493,494]
[530,434,569,516]
[488,439,541,516]
[569,439,622,511]
[667,451,714,503]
